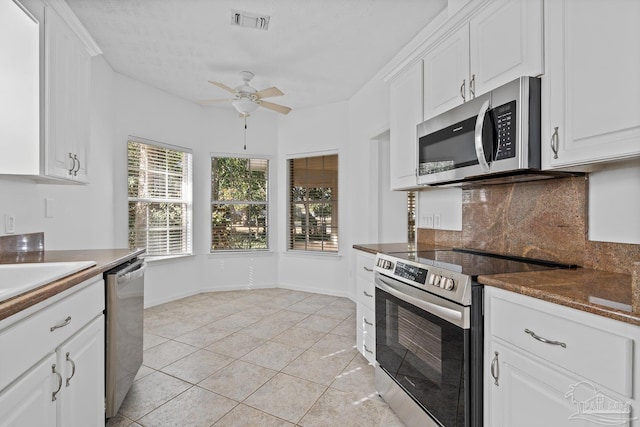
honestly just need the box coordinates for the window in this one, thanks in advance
[408,191,416,242]
[128,138,192,256]
[288,154,338,252]
[211,156,269,251]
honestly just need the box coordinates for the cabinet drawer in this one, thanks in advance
[357,304,375,341]
[0,277,104,392]
[357,276,375,310]
[363,333,376,363]
[491,295,633,397]
[356,253,375,281]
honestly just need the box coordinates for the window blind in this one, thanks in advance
[288,154,338,252]
[128,139,192,256]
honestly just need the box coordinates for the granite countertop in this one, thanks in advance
[353,243,639,326]
[478,269,639,326]
[352,242,452,255]
[0,248,144,321]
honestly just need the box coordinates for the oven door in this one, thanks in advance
[375,273,470,427]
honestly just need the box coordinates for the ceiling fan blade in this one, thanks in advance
[197,98,233,105]
[259,100,292,115]
[208,81,236,94]
[255,87,284,99]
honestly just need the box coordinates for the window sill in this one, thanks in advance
[143,254,195,264]
[283,250,343,259]
[208,250,274,258]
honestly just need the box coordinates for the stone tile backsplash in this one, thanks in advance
[417,176,640,273]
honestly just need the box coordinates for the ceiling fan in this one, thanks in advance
[199,71,292,116]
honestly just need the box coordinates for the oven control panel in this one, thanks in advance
[374,253,473,306]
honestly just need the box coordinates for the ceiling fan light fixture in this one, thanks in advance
[231,9,270,31]
[232,98,259,115]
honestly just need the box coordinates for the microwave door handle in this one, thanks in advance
[474,100,492,173]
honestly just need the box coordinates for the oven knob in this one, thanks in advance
[385,260,393,270]
[444,278,455,291]
[433,275,441,287]
[428,274,435,286]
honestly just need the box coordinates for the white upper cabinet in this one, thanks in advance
[542,0,640,169]
[0,0,40,176]
[423,25,470,120]
[44,4,91,183]
[469,0,543,96]
[0,0,92,183]
[423,0,543,120]
[389,61,423,190]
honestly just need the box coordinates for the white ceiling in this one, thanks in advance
[65,0,447,114]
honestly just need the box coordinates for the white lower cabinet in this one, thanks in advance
[355,251,376,363]
[0,277,105,426]
[56,316,105,427]
[0,353,57,427]
[485,287,639,427]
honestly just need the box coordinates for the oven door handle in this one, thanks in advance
[376,276,469,329]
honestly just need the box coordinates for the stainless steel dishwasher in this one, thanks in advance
[104,258,145,418]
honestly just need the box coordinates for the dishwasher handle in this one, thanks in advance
[116,259,146,284]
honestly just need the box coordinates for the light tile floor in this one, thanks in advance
[106,288,405,427]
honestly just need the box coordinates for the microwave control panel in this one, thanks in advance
[494,100,517,160]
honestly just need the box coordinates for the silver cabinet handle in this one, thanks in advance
[363,291,373,298]
[363,317,373,326]
[460,79,466,102]
[50,316,72,332]
[524,328,567,348]
[490,351,499,386]
[52,364,62,401]
[65,352,76,387]
[470,74,476,98]
[364,344,373,354]
[550,127,559,159]
[363,266,373,272]
[73,154,80,176]
[68,153,75,175]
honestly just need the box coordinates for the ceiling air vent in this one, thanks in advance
[231,9,270,31]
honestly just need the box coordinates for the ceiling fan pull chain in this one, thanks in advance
[244,115,247,150]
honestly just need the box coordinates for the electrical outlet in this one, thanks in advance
[434,214,441,229]
[5,214,16,234]
[422,213,434,228]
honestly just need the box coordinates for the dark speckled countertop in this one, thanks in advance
[352,242,452,255]
[0,248,144,321]
[354,243,640,326]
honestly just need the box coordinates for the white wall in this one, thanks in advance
[0,56,117,250]
[276,102,351,298]
[417,187,463,231]
[589,163,640,244]
[113,73,280,306]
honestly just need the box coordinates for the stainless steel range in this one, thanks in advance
[374,248,573,427]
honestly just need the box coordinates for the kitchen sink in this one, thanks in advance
[0,261,96,303]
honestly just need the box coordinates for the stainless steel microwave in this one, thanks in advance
[417,76,541,186]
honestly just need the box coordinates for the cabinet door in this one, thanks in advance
[389,61,422,190]
[44,5,91,182]
[543,0,640,169]
[423,25,470,120]
[469,0,543,97]
[0,353,57,427]
[57,315,105,427]
[486,342,605,427]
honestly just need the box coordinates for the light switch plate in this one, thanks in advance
[5,214,15,234]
